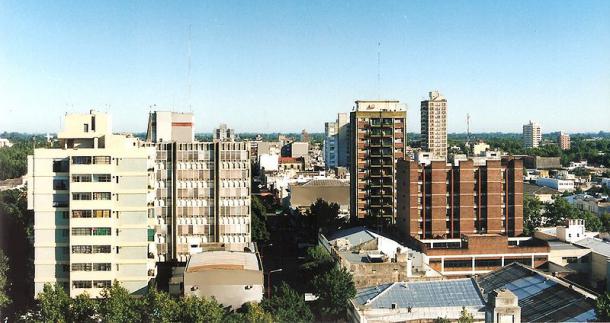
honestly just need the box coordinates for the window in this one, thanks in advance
[92,245,111,253]
[564,257,578,264]
[72,245,92,254]
[73,281,92,289]
[72,228,92,236]
[52,160,69,172]
[83,124,89,132]
[72,174,92,182]
[93,156,111,164]
[72,192,91,200]
[53,179,68,190]
[148,229,155,242]
[93,280,111,288]
[92,227,111,236]
[93,209,111,218]
[72,210,92,218]
[72,156,92,165]
[444,259,472,268]
[95,174,111,182]
[72,263,92,271]
[93,192,111,200]
[92,263,111,271]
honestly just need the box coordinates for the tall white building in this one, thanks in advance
[323,113,350,169]
[27,111,157,298]
[421,91,447,160]
[213,123,236,142]
[523,120,542,149]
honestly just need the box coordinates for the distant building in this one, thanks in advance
[278,157,305,171]
[523,120,542,149]
[258,153,279,172]
[523,183,560,203]
[180,250,263,309]
[421,91,448,160]
[146,111,194,143]
[565,194,610,217]
[289,178,349,213]
[472,141,490,156]
[289,141,309,158]
[213,123,235,142]
[535,178,575,192]
[0,138,13,148]
[350,100,407,223]
[324,113,350,168]
[559,131,571,150]
[522,155,561,170]
[323,121,338,167]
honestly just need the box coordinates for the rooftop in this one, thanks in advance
[296,178,349,187]
[186,251,261,273]
[547,240,586,251]
[524,183,560,195]
[354,279,485,309]
[573,237,610,258]
[477,262,596,322]
[326,226,379,246]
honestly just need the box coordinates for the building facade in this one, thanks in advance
[559,131,571,150]
[421,91,447,160]
[350,100,407,222]
[523,120,541,149]
[324,113,350,169]
[145,111,194,143]
[27,111,157,298]
[324,121,338,168]
[213,123,235,142]
[396,158,524,239]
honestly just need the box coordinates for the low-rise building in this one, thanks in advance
[524,183,560,203]
[0,138,13,148]
[565,194,610,217]
[289,178,349,214]
[278,157,305,171]
[535,177,575,192]
[522,156,561,170]
[178,250,264,309]
[320,227,441,288]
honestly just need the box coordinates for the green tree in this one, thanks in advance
[98,281,143,323]
[544,197,579,226]
[311,265,356,318]
[0,250,9,312]
[596,292,610,321]
[68,292,99,323]
[523,195,544,235]
[602,213,610,233]
[240,302,274,323]
[143,288,179,323]
[261,282,314,323]
[37,283,70,322]
[433,317,451,323]
[308,199,344,235]
[457,306,474,323]
[177,296,225,323]
[251,196,270,242]
[300,245,334,281]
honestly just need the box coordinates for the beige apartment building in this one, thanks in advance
[559,131,571,150]
[147,112,251,262]
[350,100,407,223]
[27,111,157,298]
[523,120,542,149]
[421,91,447,160]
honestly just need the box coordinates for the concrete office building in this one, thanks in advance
[559,131,571,150]
[523,120,542,149]
[213,123,235,142]
[421,91,448,160]
[324,113,350,169]
[145,111,194,143]
[27,111,157,298]
[396,158,524,239]
[147,115,251,262]
[350,100,407,222]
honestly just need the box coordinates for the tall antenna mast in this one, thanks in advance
[187,24,192,112]
[377,41,381,99]
[466,113,471,148]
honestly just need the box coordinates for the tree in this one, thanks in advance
[544,197,579,226]
[177,296,225,323]
[251,196,270,242]
[0,250,9,312]
[37,283,70,322]
[523,195,544,235]
[433,317,451,323]
[308,199,344,235]
[68,292,99,323]
[311,265,356,318]
[457,306,474,323]
[596,292,610,321]
[98,281,143,323]
[261,282,313,323]
[240,302,274,323]
[143,288,179,323]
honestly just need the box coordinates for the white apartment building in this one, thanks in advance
[535,177,575,192]
[27,111,156,298]
[523,120,542,149]
[323,113,350,169]
[421,91,447,160]
[324,121,337,168]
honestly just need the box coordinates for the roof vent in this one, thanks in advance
[391,303,398,309]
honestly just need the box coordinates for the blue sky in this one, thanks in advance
[1,1,609,134]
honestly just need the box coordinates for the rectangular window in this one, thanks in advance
[148,228,155,242]
[92,227,111,236]
[72,192,91,200]
[93,192,111,200]
[72,228,92,236]
[93,280,111,288]
[94,174,111,182]
[92,245,111,253]
[72,210,92,218]
[72,174,92,182]
[72,156,92,165]
[73,280,92,289]
[92,263,111,271]
[72,245,92,254]
[71,263,93,271]
[53,179,69,190]
[93,156,111,164]
[52,160,69,172]
[93,209,111,218]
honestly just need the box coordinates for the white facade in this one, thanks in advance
[259,153,279,172]
[324,113,350,169]
[421,91,448,160]
[324,121,338,168]
[557,219,586,243]
[472,142,490,156]
[535,177,574,192]
[523,120,541,149]
[27,111,156,298]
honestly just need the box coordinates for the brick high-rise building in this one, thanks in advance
[523,121,541,149]
[421,91,447,160]
[558,131,571,150]
[350,100,407,223]
[396,158,524,239]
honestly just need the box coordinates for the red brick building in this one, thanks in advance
[396,158,524,239]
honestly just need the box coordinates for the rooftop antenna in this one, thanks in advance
[466,113,471,149]
[377,41,381,99]
[187,24,192,112]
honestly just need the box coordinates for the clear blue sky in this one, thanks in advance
[1,1,609,134]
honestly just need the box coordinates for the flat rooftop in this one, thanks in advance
[186,251,260,272]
